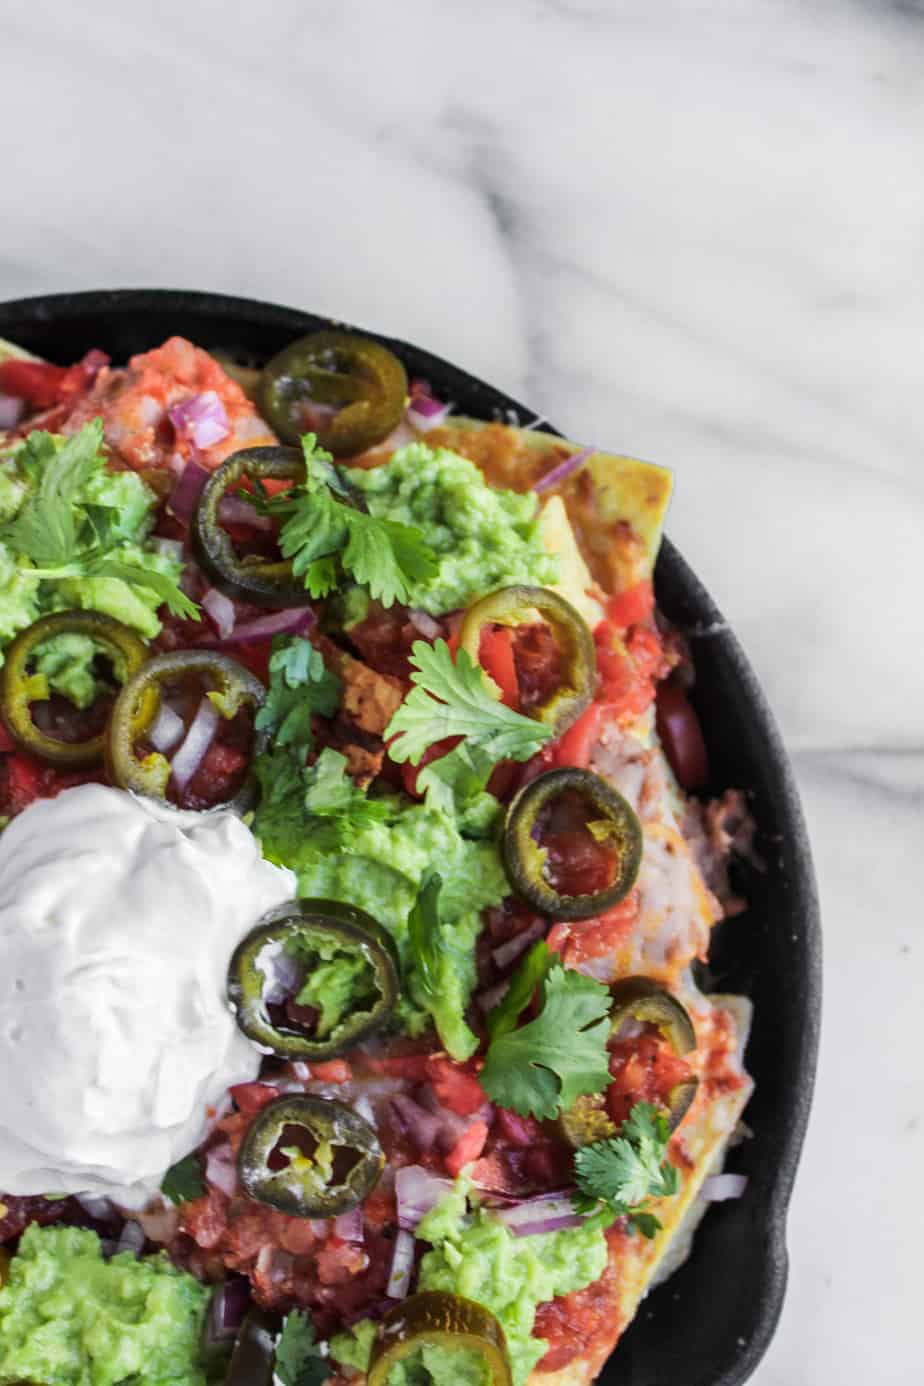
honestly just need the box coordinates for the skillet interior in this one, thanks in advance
[0,287,822,1386]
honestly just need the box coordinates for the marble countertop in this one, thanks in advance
[2,0,920,1379]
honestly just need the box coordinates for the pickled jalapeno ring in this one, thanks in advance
[0,611,150,768]
[228,899,400,1060]
[192,445,311,607]
[609,977,699,1132]
[368,1292,513,1386]
[503,767,643,920]
[238,1093,384,1218]
[459,585,596,737]
[106,649,266,810]
[260,330,408,457]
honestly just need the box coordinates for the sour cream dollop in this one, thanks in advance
[0,785,295,1209]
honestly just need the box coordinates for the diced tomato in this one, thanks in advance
[362,1053,432,1082]
[445,1120,489,1177]
[494,1109,541,1148]
[605,1031,692,1128]
[479,627,519,708]
[552,893,640,970]
[229,1082,279,1116]
[0,359,67,407]
[229,639,273,685]
[594,621,666,724]
[544,829,613,898]
[426,1058,487,1117]
[553,701,608,770]
[309,1059,352,1084]
[3,753,54,816]
[605,581,654,630]
[655,681,710,790]
[185,742,248,806]
[485,758,518,803]
[0,723,15,753]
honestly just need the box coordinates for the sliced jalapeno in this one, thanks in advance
[228,899,400,1060]
[192,445,310,607]
[369,1292,512,1386]
[609,977,699,1132]
[460,586,595,737]
[224,1308,276,1386]
[557,1093,617,1150]
[0,611,150,768]
[260,331,408,456]
[106,649,266,810]
[238,1093,383,1218]
[503,767,642,920]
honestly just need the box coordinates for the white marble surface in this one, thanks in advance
[1,1,921,1379]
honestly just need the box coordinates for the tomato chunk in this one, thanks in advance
[479,627,519,708]
[445,1120,489,1177]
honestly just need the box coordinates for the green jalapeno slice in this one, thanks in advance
[228,899,400,1060]
[0,611,150,768]
[609,977,699,1131]
[503,767,642,920]
[369,1292,513,1386]
[460,585,596,737]
[557,1093,617,1150]
[106,649,266,810]
[192,445,311,607]
[238,1093,383,1218]
[260,331,408,456]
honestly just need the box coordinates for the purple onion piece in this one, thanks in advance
[169,391,231,450]
[395,1165,455,1232]
[386,1229,416,1299]
[169,459,211,526]
[492,920,546,973]
[532,446,595,494]
[0,394,24,429]
[170,697,221,793]
[205,607,315,648]
[701,1172,748,1202]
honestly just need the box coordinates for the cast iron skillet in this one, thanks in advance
[0,289,821,1386]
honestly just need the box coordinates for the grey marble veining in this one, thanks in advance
[1,1,920,1380]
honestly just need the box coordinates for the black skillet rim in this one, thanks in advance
[0,288,822,1386]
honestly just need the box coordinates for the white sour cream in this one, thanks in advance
[0,784,295,1209]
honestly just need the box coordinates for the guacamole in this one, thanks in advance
[255,755,507,1061]
[0,428,184,702]
[347,445,559,615]
[331,1181,609,1386]
[0,1224,210,1386]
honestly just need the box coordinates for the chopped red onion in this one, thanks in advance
[256,939,303,1005]
[395,1165,454,1231]
[76,1194,114,1220]
[492,920,546,972]
[386,1229,416,1299]
[203,588,236,640]
[334,1208,364,1242]
[169,391,231,450]
[207,607,315,648]
[494,1193,585,1237]
[701,1173,748,1202]
[407,380,450,432]
[169,459,210,526]
[205,1279,250,1345]
[408,609,443,640]
[532,446,595,494]
[116,1220,146,1255]
[149,704,185,754]
[218,496,273,532]
[205,1142,238,1198]
[390,1095,443,1153]
[0,394,24,429]
[170,697,220,793]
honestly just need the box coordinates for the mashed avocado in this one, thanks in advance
[0,428,184,700]
[289,934,379,1039]
[347,445,559,616]
[0,1223,210,1386]
[256,762,507,1061]
[331,1181,609,1386]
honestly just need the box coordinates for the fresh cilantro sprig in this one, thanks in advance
[480,963,612,1120]
[253,745,390,867]
[254,636,341,763]
[385,639,554,767]
[160,1151,205,1205]
[260,434,437,607]
[0,422,198,619]
[275,1309,330,1386]
[486,940,553,1043]
[407,870,446,1004]
[573,1101,680,1238]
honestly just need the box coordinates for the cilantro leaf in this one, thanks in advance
[480,964,613,1120]
[572,1101,680,1232]
[486,940,553,1043]
[267,434,437,608]
[88,558,199,621]
[160,1151,205,1205]
[415,740,500,837]
[275,1309,330,1386]
[2,422,107,567]
[407,870,445,1002]
[385,640,554,767]
[253,746,390,865]
[254,637,341,762]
